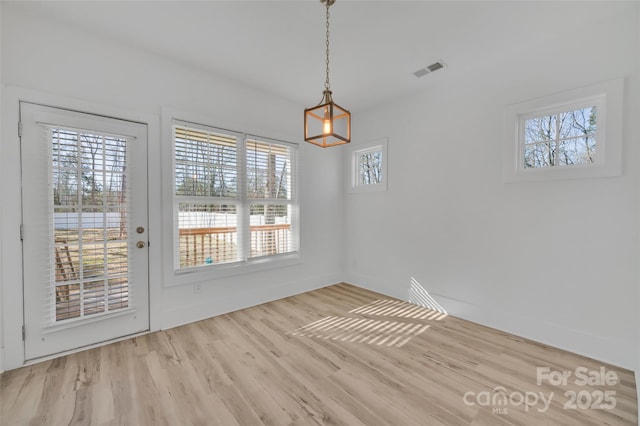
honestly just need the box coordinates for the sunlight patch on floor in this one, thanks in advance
[349,298,447,320]
[289,315,430,348]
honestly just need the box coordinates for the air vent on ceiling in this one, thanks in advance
[413,60,446,78]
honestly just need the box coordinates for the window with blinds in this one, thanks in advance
[173,121,298,271]
[50,126,131,323]
[247,139,296,259]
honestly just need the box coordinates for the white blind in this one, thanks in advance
[173,121,298,270]
[246,138,298,259]
[47,125,133,324]
[174,126,237,198]
[174,123,240,268]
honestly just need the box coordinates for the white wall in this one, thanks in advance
[637,3,640,403]
[0,2,4,373]
[0,4,344,370]
[345,8,640,370]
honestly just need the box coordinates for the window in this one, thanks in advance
[356,147,383,185]
[348,139,388,192]
[503,78,623,182]
[173,120,298,271]
[522,104,598,169]
[246,139,296,260]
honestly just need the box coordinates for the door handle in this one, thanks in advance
[136,241,146,249]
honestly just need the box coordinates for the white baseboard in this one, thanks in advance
[161,274,340,331]
[345,273,636,371]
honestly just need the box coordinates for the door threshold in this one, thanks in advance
[23,329,150,367]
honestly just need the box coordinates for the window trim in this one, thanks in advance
[161,109,301,287]
[347,138,389,193]
[503,78,623,183]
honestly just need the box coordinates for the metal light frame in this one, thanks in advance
[304,0,351,148]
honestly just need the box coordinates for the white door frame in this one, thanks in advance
[1,86,162,371]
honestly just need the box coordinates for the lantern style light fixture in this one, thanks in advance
[304,0,351,147]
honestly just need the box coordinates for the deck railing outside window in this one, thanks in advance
[179,223,291,267]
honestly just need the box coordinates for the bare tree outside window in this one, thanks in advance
[523,106,596,169]
[349,141,387,193]
[358,149,383,185]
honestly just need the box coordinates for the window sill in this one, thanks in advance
[505,162,620,183]
[169,252,302,287]
[348,183,388,193]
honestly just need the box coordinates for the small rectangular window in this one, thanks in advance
[349,139,388,192]
[503,78,623,182]
[356,147,383,185]
[521,105,598,169]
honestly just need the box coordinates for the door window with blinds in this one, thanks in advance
[173,120,298,271]
[51,127,132,322]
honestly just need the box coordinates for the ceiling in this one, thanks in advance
[8,1,637,112]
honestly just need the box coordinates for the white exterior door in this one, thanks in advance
[20,102,149,361]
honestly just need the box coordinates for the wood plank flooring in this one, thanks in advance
[1,283,636,425]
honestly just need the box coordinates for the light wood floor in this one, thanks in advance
[1,283,636,425]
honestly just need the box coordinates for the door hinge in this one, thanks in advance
[20,224,24,241]
[18,121,22,138]
[22,325,25,341]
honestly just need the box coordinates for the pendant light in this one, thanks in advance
[304,0,351,147]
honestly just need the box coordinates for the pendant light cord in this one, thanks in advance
[325,1,331,91]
